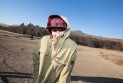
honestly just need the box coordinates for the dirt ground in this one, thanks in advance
[0,30,123,83]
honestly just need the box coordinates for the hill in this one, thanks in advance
[70,30,123,51]
[0,23,123,51]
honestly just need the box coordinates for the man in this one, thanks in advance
[33,14,77,83]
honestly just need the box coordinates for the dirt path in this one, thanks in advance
[0,30,36,83]
[71,46,123,83]
[0,30,123,83]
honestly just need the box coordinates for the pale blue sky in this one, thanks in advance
[0,0,123,39]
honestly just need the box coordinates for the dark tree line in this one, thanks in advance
[0,23,50,39]
[70,34,123,51]
[0,23,123,51]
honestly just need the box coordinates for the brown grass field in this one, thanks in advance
[0,30,123,83]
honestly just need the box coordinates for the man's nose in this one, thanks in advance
[56,31,60,34]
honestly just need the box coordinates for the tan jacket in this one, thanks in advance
[33,15,77,83]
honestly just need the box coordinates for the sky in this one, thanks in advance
[0,0,123,39]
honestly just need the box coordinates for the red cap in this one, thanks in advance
[46,15,67,33]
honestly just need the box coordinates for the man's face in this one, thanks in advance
[51,28,65,38]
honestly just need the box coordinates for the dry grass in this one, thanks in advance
[100,52,123,66]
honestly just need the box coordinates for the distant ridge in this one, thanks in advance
[71,30,123,41]
[0,23,9,27]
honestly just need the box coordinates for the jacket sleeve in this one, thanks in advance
[32,40,41,83]
[58,49,77,83]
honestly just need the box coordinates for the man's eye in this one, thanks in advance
[52,30,57,32]
[59,29,64,31]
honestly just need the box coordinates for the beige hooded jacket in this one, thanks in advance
[33,15,77,83]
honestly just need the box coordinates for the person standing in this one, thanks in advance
[33,14,77,83]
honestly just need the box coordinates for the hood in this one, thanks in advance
[60,15,71,40]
